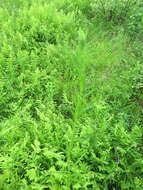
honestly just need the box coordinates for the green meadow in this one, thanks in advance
[0,0,143,189]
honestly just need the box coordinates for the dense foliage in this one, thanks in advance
[0,0,143,189]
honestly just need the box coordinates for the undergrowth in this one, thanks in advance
[0,0,143,189]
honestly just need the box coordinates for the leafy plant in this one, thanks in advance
[0,0,143,189]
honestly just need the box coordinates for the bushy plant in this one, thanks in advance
[0,0,143,189]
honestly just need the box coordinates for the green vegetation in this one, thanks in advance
[0,0,143,189]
